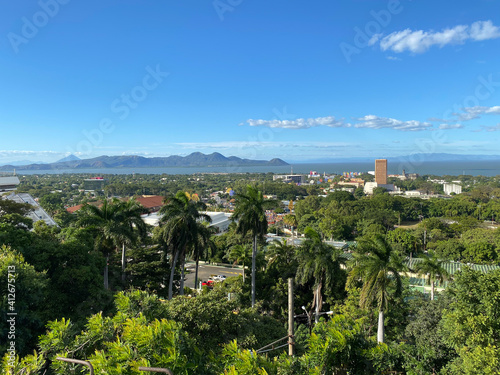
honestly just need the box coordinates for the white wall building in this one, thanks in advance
[444,183,462,195]
[405,190,422,197]
[364,182,400,195]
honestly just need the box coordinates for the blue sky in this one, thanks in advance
[0,0,499,164]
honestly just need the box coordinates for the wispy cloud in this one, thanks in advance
[454,106,500,121]
[176,141,355,149]
[0,150,65,163]
[439,123,464,130]
[475,124,500,132]
[242,116,347,129]
[354,115,432,131]
[376,20,500,54]
[440,140,492,148]
[0,150,60,156]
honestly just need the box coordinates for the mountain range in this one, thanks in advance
[288,153,500,164]
[0,152,288,170]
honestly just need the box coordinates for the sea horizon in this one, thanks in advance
[5,160,500,177]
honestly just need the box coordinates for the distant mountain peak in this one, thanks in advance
[56,154,81,163]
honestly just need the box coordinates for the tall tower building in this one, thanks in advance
[375,159,387,185]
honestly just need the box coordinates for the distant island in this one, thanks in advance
[0,152,289,171]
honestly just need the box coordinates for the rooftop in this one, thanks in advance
[3,193,58,227]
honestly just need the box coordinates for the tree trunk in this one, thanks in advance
[180,255,186,295]
[104,253,109,290]
[431,279,435,301]
[121,243,126,284]
[194,254,199,290]
[315,283,321,323]
[251,234,257,307]
[168,250,180,300]
[242,261,245,283]
[288,278,294,356]
[377,310,384,343]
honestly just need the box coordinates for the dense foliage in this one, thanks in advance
[2,172,500,373]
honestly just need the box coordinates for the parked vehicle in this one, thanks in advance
[201,280,214,289]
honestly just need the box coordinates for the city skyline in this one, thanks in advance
[1,1,500,164]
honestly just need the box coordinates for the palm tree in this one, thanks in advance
[347,234,406,343]
[266,238,297,278]
[156,191,211,299]
[232,185,277,307]
[225,244,251,283]
[191,222,215,289]
[77,198,144,289]
[296,228,343,323]
[119,198,147,283]
[413,254,449,300]
[283,214,298,238]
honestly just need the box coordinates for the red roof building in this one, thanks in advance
[66,195,165,214]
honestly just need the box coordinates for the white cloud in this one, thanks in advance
[478,124,500,132]
[242,115,434,132]
[368,33,382,46]
[379,20,500,54]
[439,123,464,129]
[470,20,500,40]
[354,115,432,131]
[243,116,347,129]
[455,106,500,121]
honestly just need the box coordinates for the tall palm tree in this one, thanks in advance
[190,222,215,289]
[232,185,277,307]
[156,191,211,299]
[413,254,449,301]
[296,228,343,323]
[77,198,144,289]
[347,234,406,343]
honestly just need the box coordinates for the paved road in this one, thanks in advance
[184,262,243,289]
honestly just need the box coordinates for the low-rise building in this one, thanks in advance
[273,174,304,184]
[364,182,400,195]
[83,177,108,191]
[3,193,57,227]
[140,210,232,233]
[0,176,20,192]
[404,190,422,197]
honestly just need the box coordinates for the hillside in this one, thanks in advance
[0,152,289,170]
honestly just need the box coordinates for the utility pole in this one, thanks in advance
[288,277,294,356]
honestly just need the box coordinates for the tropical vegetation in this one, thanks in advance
[2,172,500,374]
